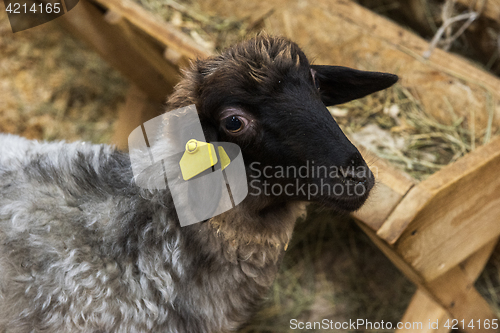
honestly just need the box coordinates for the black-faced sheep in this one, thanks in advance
[0,35,397,332]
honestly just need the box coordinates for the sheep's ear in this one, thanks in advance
[311,65,398,106]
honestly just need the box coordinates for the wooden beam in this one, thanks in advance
[422,239,499,333]
[57,0,176,102]
[397,289,452,333]
[357,220,426,286]
[360,221,498,333]
[112,85,164,150]
[352,146,415,230]
[316,0,500,100]
[90,0,211,59]
[382,135,500,281]
[103,10,183,81]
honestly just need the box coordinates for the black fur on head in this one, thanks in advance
[167,35,398,212]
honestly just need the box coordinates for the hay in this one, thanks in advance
[332,84,477,181]
[131,0,259,51]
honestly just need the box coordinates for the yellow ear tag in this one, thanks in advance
[218,146,231,170]
[179,139,218,180]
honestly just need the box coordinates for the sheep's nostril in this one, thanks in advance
[343,173,367,185]
[341,152,372,185]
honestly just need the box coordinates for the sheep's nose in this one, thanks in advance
[343,172,370,186]
[343,152,372,185]
[348,151,364,165]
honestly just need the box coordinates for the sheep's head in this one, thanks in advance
[167,35,398,213]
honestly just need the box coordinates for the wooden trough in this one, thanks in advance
[55,0,500,331]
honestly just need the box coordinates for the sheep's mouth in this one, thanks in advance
[315,177,374,212]
[322,191,371,212]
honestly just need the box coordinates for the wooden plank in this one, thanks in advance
[456,0,500,22]
[360,222,498,332]
[57,0,175,102]
[90,0,211,59]
[112,85,164,150]
[379,134,500,244]
[423,239,499,333]
[460,238,499,282]
[200,0,500,100]
[104,11,184,80]
[352,146,415,230]
[387,135,500,281]
[376,185,433,244]
[397,289,452,333]
[356,220,426,286]
[318,1,500,100]
[353,182,408,231]
[313,1,500,134]
[359,147,415,197]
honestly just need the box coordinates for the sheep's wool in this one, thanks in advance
[0,134,303,332]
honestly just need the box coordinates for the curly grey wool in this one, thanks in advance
[0,135,301,333]
[0,35,397,332]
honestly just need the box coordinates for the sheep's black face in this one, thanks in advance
[185,36,398,212]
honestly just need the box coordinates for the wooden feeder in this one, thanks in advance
[57,0,500,331]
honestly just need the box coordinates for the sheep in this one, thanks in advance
[0,35,398,332]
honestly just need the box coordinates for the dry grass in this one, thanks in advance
[132,0,260,52]
[332,84,478,181]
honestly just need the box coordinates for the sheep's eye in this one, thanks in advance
[225,116,244,133]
